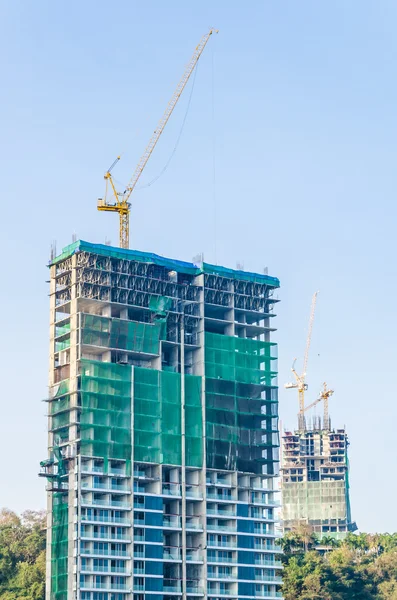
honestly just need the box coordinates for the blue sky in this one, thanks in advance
[1,1,396,532]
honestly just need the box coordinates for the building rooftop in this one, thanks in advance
[50,239,280,288]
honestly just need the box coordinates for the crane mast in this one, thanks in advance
[301,382,334,429]
[97,28,218,249]
[321,382,334,430]
[285,291,319,430]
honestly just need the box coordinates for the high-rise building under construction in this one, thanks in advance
[281,418,356,540]
[41,240,283,600]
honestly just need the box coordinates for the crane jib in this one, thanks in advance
[97,27,218,249]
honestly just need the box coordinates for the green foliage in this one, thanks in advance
[280,530,397,600]
[4,505,397,600]
[0,510,46,600]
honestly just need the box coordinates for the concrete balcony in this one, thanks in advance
[81,582,131,592]
[164,548,182,561]
[207,493,237,502]
[80,548,130,558]
[81,533,131,542]
[207,508,236,518]
[81,515,130,526]
[207,524,237,533]
[162,484,182,497]
[186,550,203,562]
[163,516,182,528]
[81,566,128,575]
[254,575,283,584]
[207,540,235,548]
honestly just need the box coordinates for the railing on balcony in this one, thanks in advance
[85,499,131,509]
[164,548,182,560]
[207,540,234,548]
[207,524,237,533]
[80,548,130,557]
[207,493,237,501]
[254,575,283,583]
[162,484,181,496]
[186,488,202,499]
[186,585,204,594]
[186,519,203,530]
[186,551,203,562]
[207,509,236,517]
[164,584,182,593]
[83,582,129,591]
[163,516,182,528]
[207,556,235,564]
[81,566,127,574]
[81,515,129,525]
[81,532,130,542]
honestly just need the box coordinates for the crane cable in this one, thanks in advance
[212,43,217,264]
[136,63,199,190]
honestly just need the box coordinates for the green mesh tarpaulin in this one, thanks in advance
[80,359,132,471]
[204,333,278,474]
[133,368,203,467]
[51,494,68,600]
[49,380,70,415]
[79,360,203,468]
[81,314,162,355]
[185,375,203,467]
[205,332,277,385]
[149,295,173,316]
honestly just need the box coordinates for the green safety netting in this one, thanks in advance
[134,368,180,465]
[49,381,71,480]
[51,494,68,600]
[80,360,132,471]
[49,381,70,415]
[205,332,277,385]
[79,360,203,468]
[205,379,275,474]
[283,480,348,522]
[52,380,70,397]
[50,395,70,415]
[149,295,173,316]
[51,412,70,430]
[81,313,163,354]
[204,333,278,474]
[185,375,203,468]
[55,322,70,336]
[55,341,70,352]
[346,454,353,527]
[134,368,203,467]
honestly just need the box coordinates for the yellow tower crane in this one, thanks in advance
[301,382,334,429]
[320,382,334,430]
[285,291,319,430]
[97,28,218,249]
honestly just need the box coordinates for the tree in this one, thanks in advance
[0,509,46,600]
[280,532,392,600]
[320,535,341,550]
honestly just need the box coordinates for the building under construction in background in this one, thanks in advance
[41,240,283,600]
[281,294,356,540]
[281,416,356,540]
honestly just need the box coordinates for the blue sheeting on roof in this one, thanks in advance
[50,240,280,287]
